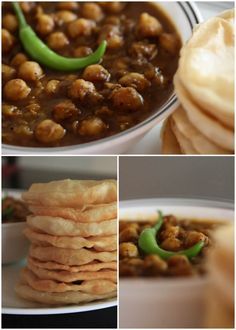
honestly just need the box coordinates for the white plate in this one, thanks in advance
[119,198,234,328]
[2,190,117,315]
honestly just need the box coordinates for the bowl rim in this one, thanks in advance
[3,2,203,153]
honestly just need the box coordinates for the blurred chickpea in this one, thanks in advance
[98,24,123,49]
[78,117,106,136]
[81,3,104,21]
[137,13,162,38]
[119,73,150,92]
[2,29,14,53]
[47,32,69,50]
[161,237,182,252]
[53,100,79,121]
[67,19,95,38]
[83,64,110,83]
[119,225,139,242]
[55,10,77,24]
[11,53,28,67]
[69,79,96,100]
[2,64,16,81]
[36,14,55,36]
[2,104,21,117]
[45,80,60,95]
[111,87,143,111]
[119,242,138,258]
[2,14,18,32]
[4,79,31,101]
[184,231,208,248]
[144,255,167,273]
[159,33,180,55]
[20,2,35,13]
[18,61,43,81]
[100,2,126,13]
[35,119,65,143]
[56,2,79,11]
[74,46,92,58]
[13,124,33,136]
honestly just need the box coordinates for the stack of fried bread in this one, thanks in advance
[162,9,234,154]
[15,179,117,305]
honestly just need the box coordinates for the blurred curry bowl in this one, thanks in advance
[2,190,30,264]
[119,199,234,328]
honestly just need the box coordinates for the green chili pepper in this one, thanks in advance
[138,211,205,260]
[12,2,107,71]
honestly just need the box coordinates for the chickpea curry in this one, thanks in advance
[120,214,223,277]
[2,2,181,147]
[2,196,30,223]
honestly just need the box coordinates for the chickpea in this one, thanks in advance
[4,79,31,101]
[20,2,35,13]
[74,46,92,58]
[83,64,110,83]
[78,117,107,136]
[100,3,126,13]
[55,10,77,24]
[57,2,79,11]
[11,53,28,67]
[2,14,18,32]
[119,73,150,92]
[45,80,60,95]
[25,103,41,116]
[184,231,208,248]
[35,119,65,144]
[144,255,167,273]
[160,225,180,240]
[2,29,14,53]
[2,104,21,117]
[119,225,139,242]
[161,237,182,252]
[137,13,163,38]
[18,61,43,81]
[67,19,95,38]
[36,14,55,36]
[159,33,180,55]
[81,3,104,22]
[47,32,69,50]
[2,64,16,81]
[98,24,123,49]
[111,87,143,111]
[167,255,192,276]
[13,125,33,137]
[53,100,79,121]
[119,242,138,258]
[130,41,158,60]
[69,79,96,100]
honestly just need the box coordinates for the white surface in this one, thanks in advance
[126,1,234,154]
[2,260,117,315]
[119,198,234,328]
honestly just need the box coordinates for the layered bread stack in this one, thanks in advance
[162,9,234,154]
[15,179,117,305]
[205,225,234,328]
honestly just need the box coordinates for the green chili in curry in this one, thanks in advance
[138,211,205,260]
[12,2,107,71]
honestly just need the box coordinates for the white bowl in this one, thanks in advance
[119,198,234,328]
[3,2,202,155]
[2,222,29,264]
